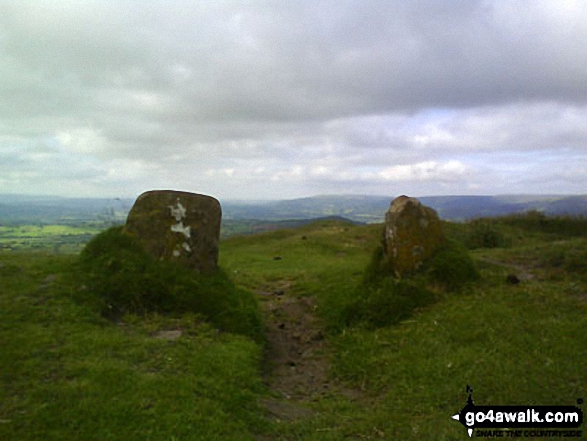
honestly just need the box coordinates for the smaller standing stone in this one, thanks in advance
[383,195,446,277]
[125,190,221,272]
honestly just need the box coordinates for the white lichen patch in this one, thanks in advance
[385,225,394,241]
[169,198,191,239]
[172,250,181,257]
[169,199,187,222]
[182,242,191,253]
[171,222,191,238]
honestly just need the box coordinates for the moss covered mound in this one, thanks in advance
[76,227,263,341]
[343,238,479,329]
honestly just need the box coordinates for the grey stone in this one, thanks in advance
[125,190,221,272]
[153,330,183,340]
[384,195,446,276]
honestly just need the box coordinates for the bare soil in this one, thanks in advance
[256,280,361,422]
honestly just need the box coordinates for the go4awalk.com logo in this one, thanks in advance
[451,386,584,438]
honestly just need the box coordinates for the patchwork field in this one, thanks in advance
[0,224,104,253]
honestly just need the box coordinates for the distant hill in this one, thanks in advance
[223,194,587,222]
[1,193,586,225]
[421,195,587,220]
[222,195,391,223]
[0,195,133,224]
[220,215,365,237]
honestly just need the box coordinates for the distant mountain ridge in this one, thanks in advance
[0,195,133,224]
[223,194,587,222]
[0,193,586,225]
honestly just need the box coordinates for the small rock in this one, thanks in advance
[42,274,57,284]
[38,274,57,290]
[311,331,324,341]
[260,398,313,421]
[153,330,183,340]
[301,349,313,359]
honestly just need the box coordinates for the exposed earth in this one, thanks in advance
[256,279,361,424]
[255,254,545,428]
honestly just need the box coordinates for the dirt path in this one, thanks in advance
[256,280,360,422]
[476,256,536,281]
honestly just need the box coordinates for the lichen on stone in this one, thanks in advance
[171,222,191,238]
[383,195,446,276]
[169,199,187,222]
[125,190,221,272]
[169,199,191,240]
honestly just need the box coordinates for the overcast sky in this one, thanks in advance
[1,0,586,200]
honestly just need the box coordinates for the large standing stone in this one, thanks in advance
[125,190,221,272]
[383,195,445,276]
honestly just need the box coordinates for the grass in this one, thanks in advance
[75,227,263,342]
[1,214,586,439]
[324,277,586,439]
[222,217,587,440]
[0,253,267,441]
[220,220,377,294]
[318,232,479,330]
[500,211,587,238]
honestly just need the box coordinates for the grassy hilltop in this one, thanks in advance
[0,214,586,440]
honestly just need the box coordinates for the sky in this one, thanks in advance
[1,0,586,200]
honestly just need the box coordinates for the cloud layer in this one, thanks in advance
[1,0,586,199]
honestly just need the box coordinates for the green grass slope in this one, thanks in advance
[1,214,586,440]
[0,254,267,441]
[221,217,587,440]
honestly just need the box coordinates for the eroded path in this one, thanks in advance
[475,256,536,282]
[256,280,359,422]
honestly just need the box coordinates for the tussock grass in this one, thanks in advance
[500,210,587,238]
[326,232,479,330]
[426,240,479,290]
[465,218,512,249]
[75,226,263,341]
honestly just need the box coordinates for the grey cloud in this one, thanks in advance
[1,0,586,198]
[3,0,587,125]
